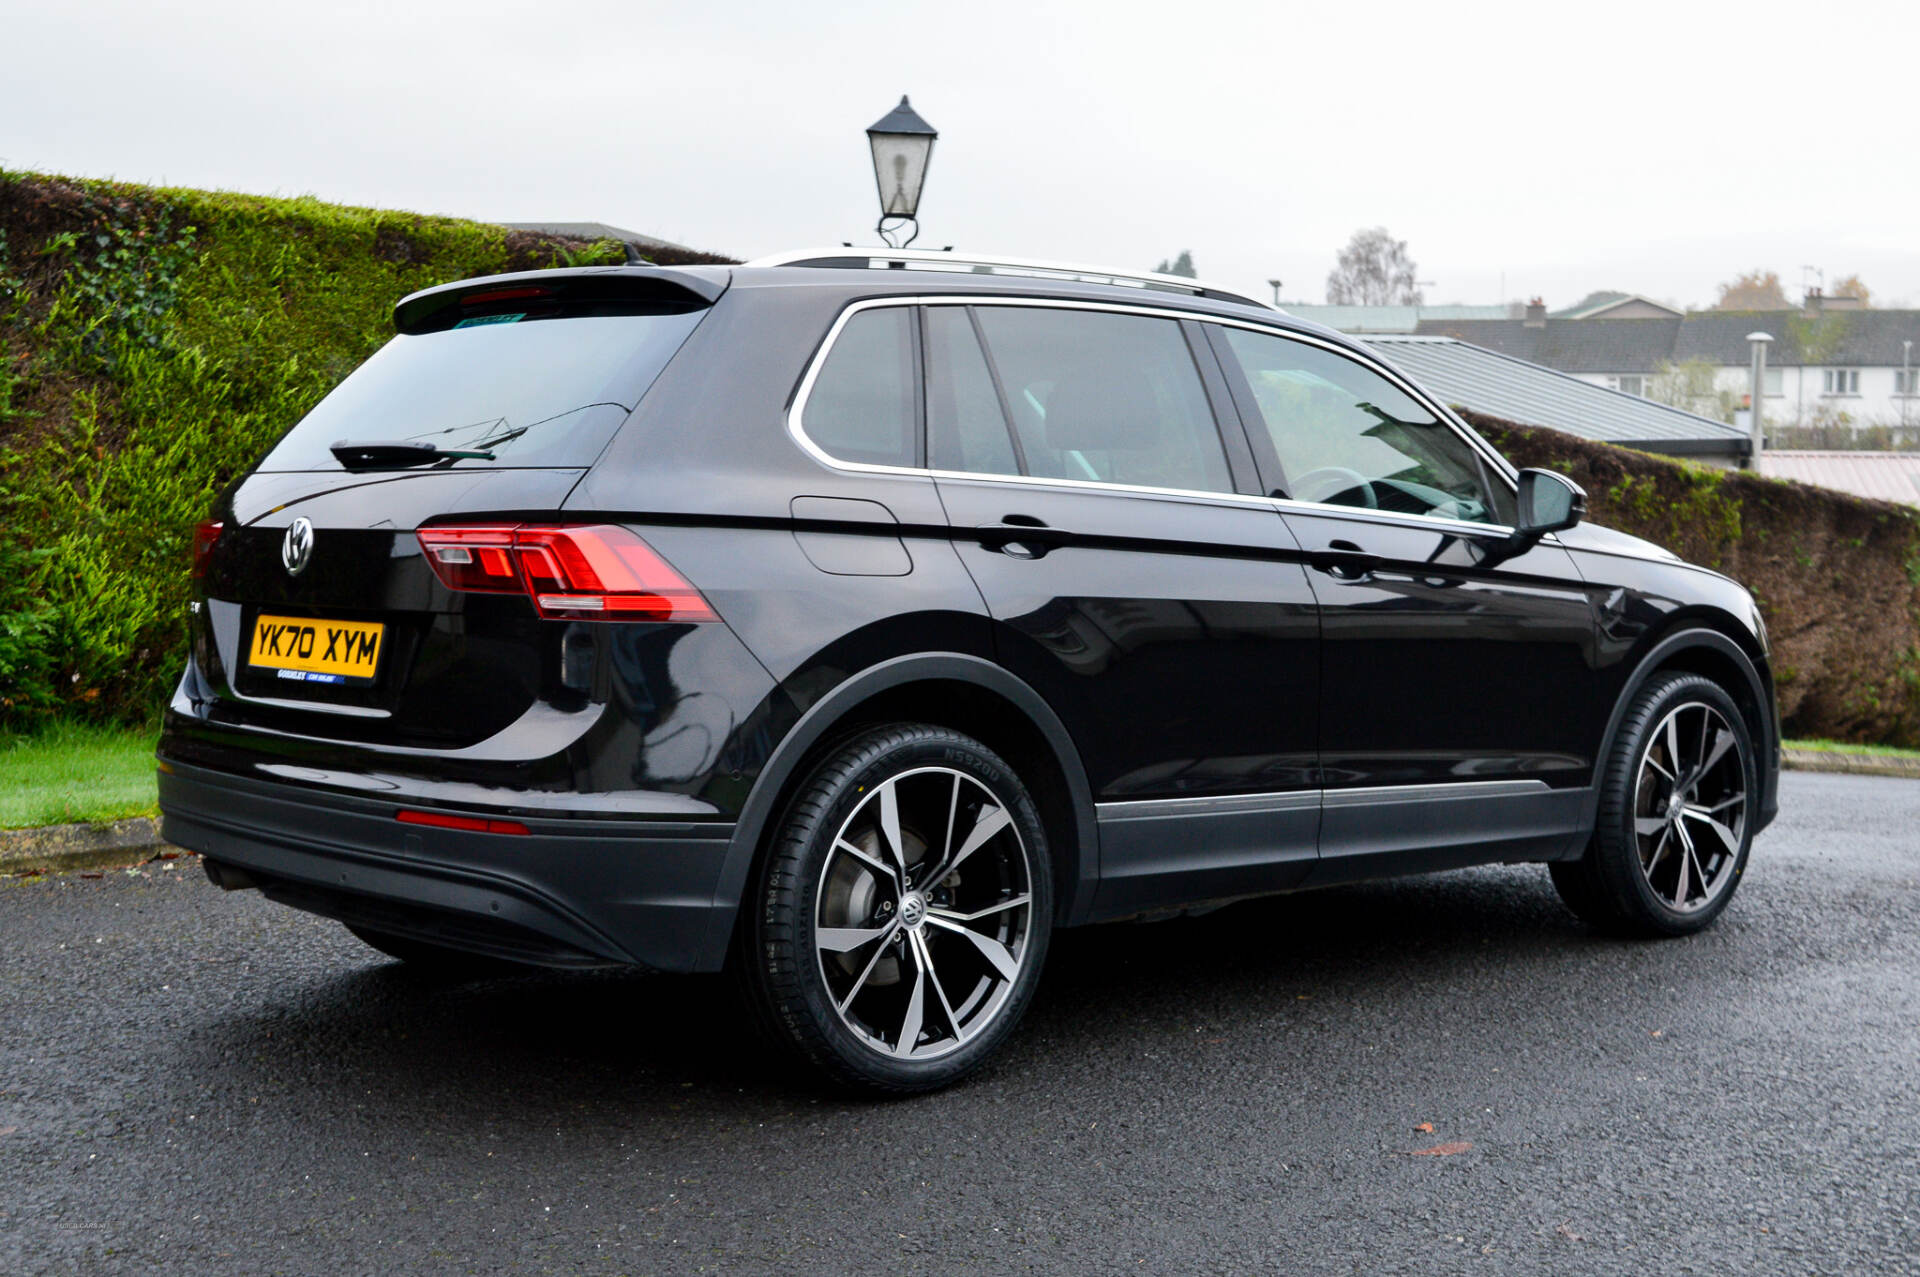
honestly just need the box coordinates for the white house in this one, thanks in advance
[1410,295,1920,432]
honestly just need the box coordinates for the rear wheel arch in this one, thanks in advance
[710,654,1098,967]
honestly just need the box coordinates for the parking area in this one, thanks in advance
[3,770,1916,1275]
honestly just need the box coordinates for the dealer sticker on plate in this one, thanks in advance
[248,615,384,685]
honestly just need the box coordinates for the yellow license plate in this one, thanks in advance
[248,615,384,686]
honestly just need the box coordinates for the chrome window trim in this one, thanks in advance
[1096,778,1551,821]
[785,294,1526,540]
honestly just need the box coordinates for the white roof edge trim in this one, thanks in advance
[743,246,1276,312]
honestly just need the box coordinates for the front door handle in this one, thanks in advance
[1308,539,1379,580]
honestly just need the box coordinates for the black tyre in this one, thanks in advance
[1551,672,1757,936]
[345,923,508,975]
[738,724,1053,1094]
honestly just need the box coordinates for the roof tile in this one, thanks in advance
[1414,312,1920,371]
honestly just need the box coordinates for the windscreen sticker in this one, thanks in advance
[453,312,526,329]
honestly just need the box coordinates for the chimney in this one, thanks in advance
[1524,297,1547,328]
[1803,287,1823,317]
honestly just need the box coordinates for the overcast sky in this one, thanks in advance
[7,0,1916,310]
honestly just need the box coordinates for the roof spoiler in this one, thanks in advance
[393,266,729,335]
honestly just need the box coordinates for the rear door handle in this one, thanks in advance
[977,515,1065,559]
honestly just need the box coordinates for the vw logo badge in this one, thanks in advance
[281,517,314,577]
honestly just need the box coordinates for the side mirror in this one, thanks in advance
[1484,469,1586,563]
[1515,468,1586,537]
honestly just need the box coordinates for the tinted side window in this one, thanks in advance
[926,307,1019,475]
[1221,327,1509,525]
[802,308,917,467]
[972,307,1232,494]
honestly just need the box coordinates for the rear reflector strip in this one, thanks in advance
[396,809,530,836]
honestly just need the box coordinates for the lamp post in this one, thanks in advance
[1747,331,1773,467]
[867,95,937,249]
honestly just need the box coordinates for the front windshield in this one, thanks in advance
[255,309,705,471]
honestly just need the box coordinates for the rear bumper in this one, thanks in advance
[158,758,740,972]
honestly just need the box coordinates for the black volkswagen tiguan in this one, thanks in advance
[160,250,1780,1092]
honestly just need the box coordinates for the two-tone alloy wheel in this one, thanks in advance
[1629,699,1748,915]
[740,724,1052,1093]
[1551,672,1757,936]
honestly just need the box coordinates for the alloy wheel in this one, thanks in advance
[1633,701,1748,914]
[814,766,1035,1060]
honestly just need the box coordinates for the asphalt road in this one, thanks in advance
[3,770,1917,1275]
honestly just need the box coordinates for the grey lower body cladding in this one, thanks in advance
[159,759,738,972]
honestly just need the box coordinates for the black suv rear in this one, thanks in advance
[161,254,1780,1092]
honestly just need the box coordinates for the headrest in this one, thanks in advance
[1043,364,1161,452]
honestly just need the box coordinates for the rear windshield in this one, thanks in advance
[255,310,707,471]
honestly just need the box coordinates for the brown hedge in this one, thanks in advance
[1460,409,1920,747]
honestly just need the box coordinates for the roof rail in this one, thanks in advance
[744,247,1273,311]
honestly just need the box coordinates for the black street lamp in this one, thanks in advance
[867,95,937,248]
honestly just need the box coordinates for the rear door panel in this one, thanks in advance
[923,300,1322,916]
[937,477,1322,916]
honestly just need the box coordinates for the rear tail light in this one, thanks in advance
[416,524,718,622]
[191,520,223,580]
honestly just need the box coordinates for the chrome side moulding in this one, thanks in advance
[1319,779,1550,809]
[1097,790,1321,821]
[1096,778,1552,822]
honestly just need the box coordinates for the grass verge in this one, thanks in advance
[1784,737,1920,761]
[0,721,157,828]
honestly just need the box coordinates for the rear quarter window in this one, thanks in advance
[801,308,918,468]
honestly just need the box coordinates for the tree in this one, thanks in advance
[1154,250,1196,278]
[1832,273,1871,305]
[1648,358,1738,423]
[1325,227,1421,305]
[1712,269,1789,310]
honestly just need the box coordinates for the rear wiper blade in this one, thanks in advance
[329,439,495,470]
[471,425,529,450]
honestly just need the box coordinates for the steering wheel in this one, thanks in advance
[1288,466,1379,510]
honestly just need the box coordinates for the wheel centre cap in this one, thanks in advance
[1667,792,1686,820]
[899,893,928,928]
